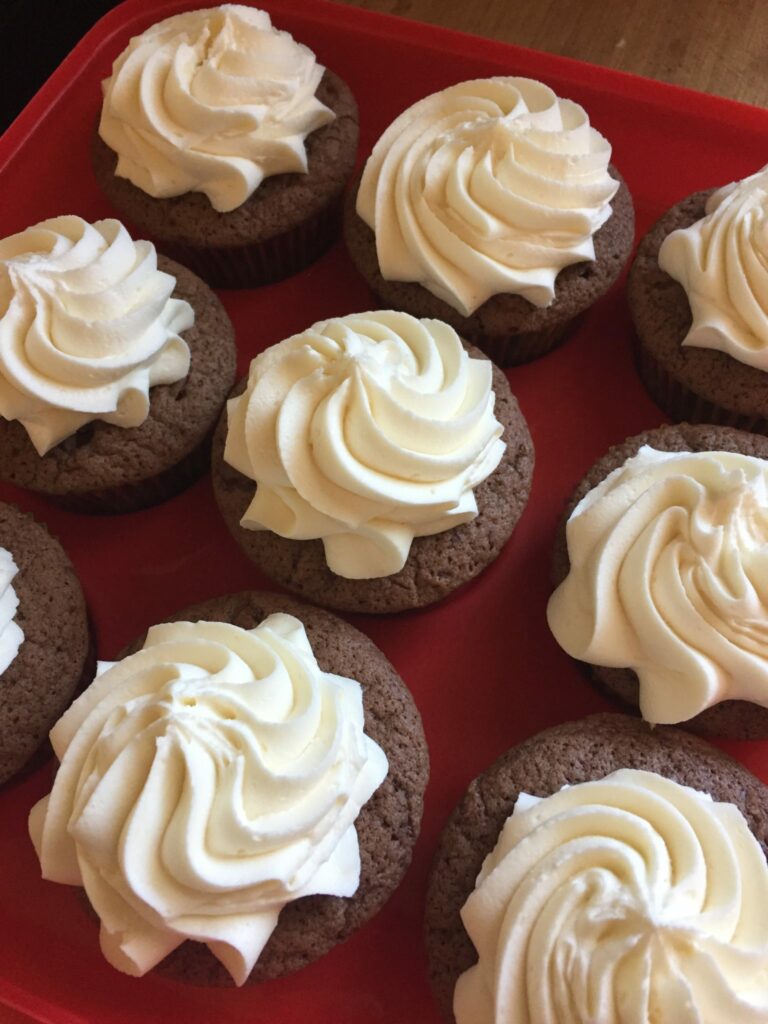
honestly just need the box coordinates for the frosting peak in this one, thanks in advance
[28,613,388,984]
[0,547,23,675]
[659,165,768,371]
[547,445,768,723]
[224,311,506,578]
[456,769,768,1024]
[99,5,335,212]
[356,77,618,316]
[0,216,192,455]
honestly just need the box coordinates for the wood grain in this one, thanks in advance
[335,0,768,107]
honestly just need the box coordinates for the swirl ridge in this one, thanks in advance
[224,310,506,578]
[357,77,618,316]
[29,614,388,984]
[456,769,768,1024]
[0,216,192,454]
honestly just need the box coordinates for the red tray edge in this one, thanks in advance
[2,0,765,179]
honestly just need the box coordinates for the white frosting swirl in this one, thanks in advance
[28,613,388,985]
[356,77,618,317]
[0,216,192,455]
[659,166,768,371]
[99,5,335,213]
[224,310,506,578]
[547,446,768,724]
[0,547,23,675]
[456,768,768,1024]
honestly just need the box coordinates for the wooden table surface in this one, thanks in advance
[336,0,768,107]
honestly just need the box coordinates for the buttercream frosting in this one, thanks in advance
[0,215,192,456]
[99,5,335,213]
[659,165,768,371]
[356,77,618,317]
[0,547,23,676]
[455,768,768,1024]
[28,613,388,985]
[547,445,768,724]
[224,310,506,579]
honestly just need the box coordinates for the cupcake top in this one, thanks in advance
[0,547,22,675]
[659,165,768,371]
[0,215,192,456]
[28,612,388,985]
[356,77,618,317]
[99,5,335,213]
[455,767,768,1023]
[547,445,768,724]
[224,310,506,579]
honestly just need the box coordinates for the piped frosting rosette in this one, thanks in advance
[224,310,506,579]
[547,446,768,723]
[356,77,618,316]
[0,547,22,675]
[0,216,192,455]
[455,769,768,1024]
[99,5,335,213]
[659,165,768,371]
[28,613,388,985]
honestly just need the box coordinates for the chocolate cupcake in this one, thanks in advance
[29,591,429,985]
[548,422,768,738]
[211,311,535,614]
[92,6,359,288]
[344,77,634,366]
[629,167,768,431]
[0,500,91,785]
[0,216,236,513]
[425,713,768,1023]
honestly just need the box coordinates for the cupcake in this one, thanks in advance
[344,77,634,366]
[91,5,359,288]
[0,215,236,513]
[211,310,535,614]
[29,591,429,985]
[629,166,768,432]
[0,500,91,785]
[425,713,768,1023]
[547,422,768,738]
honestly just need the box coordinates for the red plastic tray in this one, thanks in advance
[2,2,768,1022]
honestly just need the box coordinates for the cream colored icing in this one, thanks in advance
[28,613,388,985]
[356,77,618,317]
[547,445,768,724]
[659,166,768,371]
[456,768,768,1024]
[0,216,192,456]
[224,310,506,579]
[0,547,23,676]
[99,5,335,213]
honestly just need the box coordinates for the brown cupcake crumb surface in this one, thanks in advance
[425,712,768,1023]
[551,422,768,738]
[0,501,91,785]
[0,257,236,514]
[344,168,635,366]
[96,591,429,985]
[629,190,768,432]
[212,354,534,614]
[92,71,360,288]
